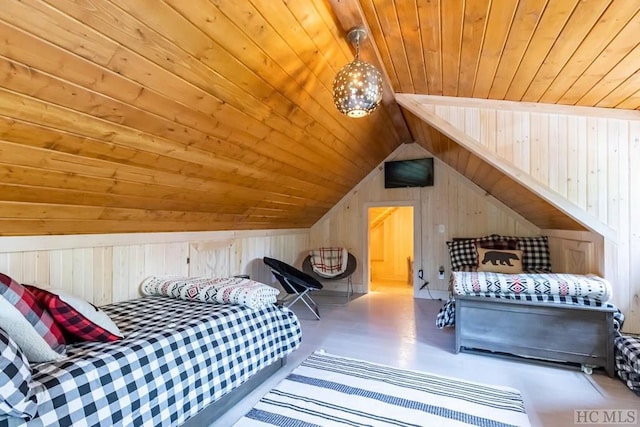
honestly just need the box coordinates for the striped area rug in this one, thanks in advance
[234,351,530,427]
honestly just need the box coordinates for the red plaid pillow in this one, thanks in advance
[25,286,123,343]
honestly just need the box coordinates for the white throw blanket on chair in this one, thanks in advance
[310,247,348,278]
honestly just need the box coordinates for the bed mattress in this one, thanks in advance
[1,296,302,427]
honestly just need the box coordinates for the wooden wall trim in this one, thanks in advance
[396,93,617,241]
[404,94,640,120]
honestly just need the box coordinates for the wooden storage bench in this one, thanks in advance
[454,295,616,377]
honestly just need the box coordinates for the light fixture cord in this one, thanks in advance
[354,32,360,60]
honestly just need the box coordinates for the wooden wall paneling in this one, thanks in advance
[310,143,540,294]
[496,109,513,160]
[553,114,568,197]
[0,230,310,306]
[543,229,602,275]
[585,117,599,219]
[464,107,481,141]
[403,95,640,331]
[480,108,496,152]
[406,96,625,235]
[625,121,639,332]
[93,246,114,307]
[529,112,547,184]
[575,116,588,210]
[112,246,134,304]
[607,120,622,230]
[70,248,92,302]
[189,241,234,279]
[597,118,609,224]
[48,249,73,295]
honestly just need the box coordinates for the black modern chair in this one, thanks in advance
[302,252,357,303]
[263,257,323,320]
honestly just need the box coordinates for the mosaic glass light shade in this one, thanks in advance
[332,27,383,118]
[333,59,383,118]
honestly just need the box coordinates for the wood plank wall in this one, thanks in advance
[0,229,309,305]
[422,96,639,332]
[310,143,540,296]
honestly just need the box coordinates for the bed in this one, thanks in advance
[0,295,302,426]
[437,234,622,376]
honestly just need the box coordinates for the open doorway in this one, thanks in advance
[368,206,414,294]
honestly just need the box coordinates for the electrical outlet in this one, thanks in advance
[438,265,445,279]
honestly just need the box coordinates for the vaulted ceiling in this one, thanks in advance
[0,0,638,235]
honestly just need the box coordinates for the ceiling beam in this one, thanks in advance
[327,0,413,143]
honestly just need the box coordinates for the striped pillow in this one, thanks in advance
[0,273,66,362]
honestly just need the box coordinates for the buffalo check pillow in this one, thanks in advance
[25,286,123,343]
[447,235,510,271]
[0,327,37,420]
[0,273,66,363]
[509,236,552,272]
[446,239,478,271]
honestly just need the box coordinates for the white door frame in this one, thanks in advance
[363,200,422,294]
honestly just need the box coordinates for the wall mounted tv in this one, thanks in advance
[384,157,434,188]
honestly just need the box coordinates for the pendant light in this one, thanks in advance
[332,27,383,118]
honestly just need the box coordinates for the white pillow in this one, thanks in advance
[0,298,65,363]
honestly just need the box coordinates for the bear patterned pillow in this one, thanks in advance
[476,247,523,274]
[25,286,123,343]
[0,328,37,420]
[0,273,66,363]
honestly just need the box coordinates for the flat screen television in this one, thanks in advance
[384,157,434,188]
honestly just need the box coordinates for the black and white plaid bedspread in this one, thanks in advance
[1,296,302,427]
[615,335,640,396]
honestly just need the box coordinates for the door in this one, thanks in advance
[368,206,414,293]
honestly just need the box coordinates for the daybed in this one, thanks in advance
[437,234,622,377]
[0,276,302,426]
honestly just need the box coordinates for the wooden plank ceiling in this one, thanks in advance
[0,0,403,235]
[0,1,638,236]
[361,0,640,108]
